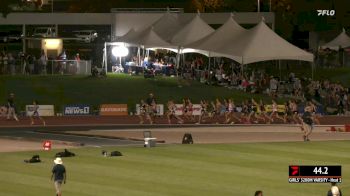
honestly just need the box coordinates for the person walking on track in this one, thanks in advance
[300,105,314,142]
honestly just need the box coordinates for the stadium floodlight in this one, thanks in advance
[112,45,129,57]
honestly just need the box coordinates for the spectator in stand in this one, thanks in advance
[75,53,80,73]
[39,51,48,75]
[269,76,278,98]
[3,51,8,75]
[0,52,3,74]
[91,66,99,77]
[8,53,15,75]
[336,94,345,115]
[26,54,34,74]
[241,77,249,92]
[22,53,29,75]
[289,72,295,83]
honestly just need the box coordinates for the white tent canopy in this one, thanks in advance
[127,27,174,49]
[321,28,350,50]
[215,19,314,64]
[150,11,182,42]
[116,28,137,43]
[116,12,181,49]
[182,14,247,57]
[171,13,215,47]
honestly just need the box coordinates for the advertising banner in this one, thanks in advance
[64,105,91,115]
[26,105,55,116]
[135,104,164,115]
[100,104,128,116]
[264,105,286,113]
[174,104,201,116]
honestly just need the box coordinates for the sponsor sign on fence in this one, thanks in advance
[135,104,164,115]
[26,105,55,116]
[100,104,128,116]
[64,105,91,115]
[174,104,202,116]
[264,105,286,113]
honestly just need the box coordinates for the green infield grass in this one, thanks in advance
[0,141,349,196]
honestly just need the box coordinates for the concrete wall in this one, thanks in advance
[0,13,112,25]
[0,12,275,37]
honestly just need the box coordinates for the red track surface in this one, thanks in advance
[0,115,349,127]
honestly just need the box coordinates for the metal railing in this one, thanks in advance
[0,60,91,75]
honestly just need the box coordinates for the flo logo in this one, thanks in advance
[317,10,335,16]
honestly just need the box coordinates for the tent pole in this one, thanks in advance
[311,62,314,80]
[137,46,141,66]
[279,60,281,80]
[343,50,345,67]
[143,47,145,59]
[208,54,211,84]
[231,61,234,85]
[182,53,185,70]
[176,48,180,77]
[104,42,107,73]
[241,57,244,76]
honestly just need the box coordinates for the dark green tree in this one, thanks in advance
[0,0,19,18]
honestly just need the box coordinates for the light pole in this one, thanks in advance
[258,0,260,12]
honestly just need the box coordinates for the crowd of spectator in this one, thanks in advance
[0,49,83,75]
[175,57,349,115]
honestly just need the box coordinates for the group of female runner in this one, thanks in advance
[139,97,320,141]
[139,98,321,128]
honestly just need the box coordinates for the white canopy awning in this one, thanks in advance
[171,13,215,47]
[215,19,314,64]
[182,14,247,57]
[321,28,350,50]
[127,27,174,49]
